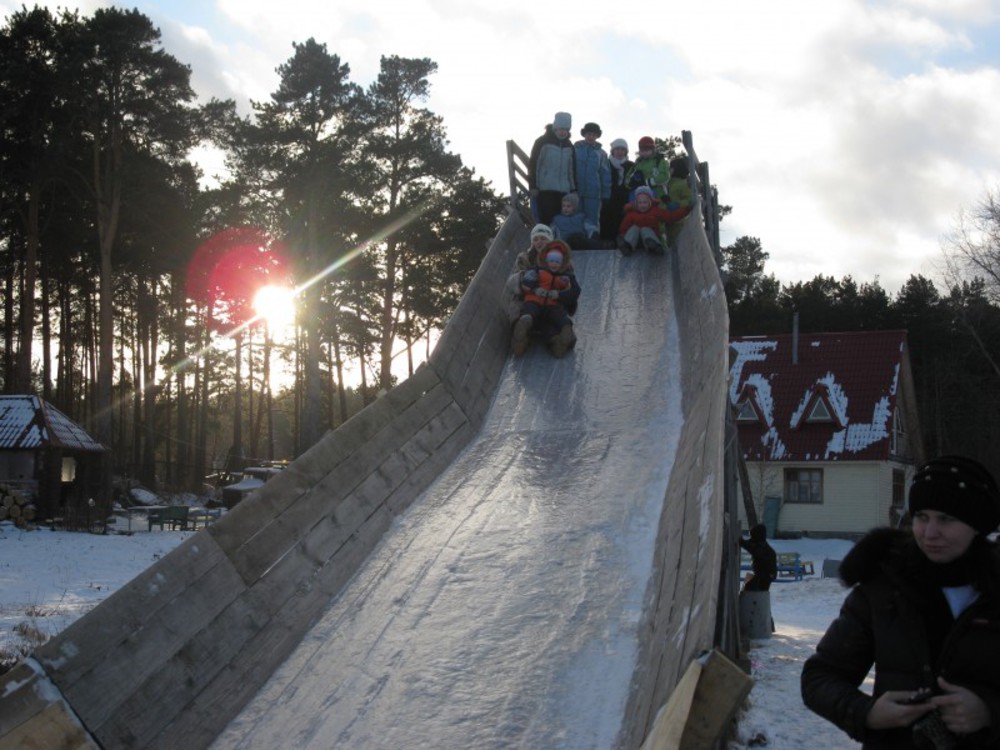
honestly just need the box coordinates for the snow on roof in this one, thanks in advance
[0,395,106,452]
[729,331,909,462]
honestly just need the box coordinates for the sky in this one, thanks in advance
[3,0,1000,298]
[0,522,860,749]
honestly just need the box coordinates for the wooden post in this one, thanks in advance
[639,649,753,750]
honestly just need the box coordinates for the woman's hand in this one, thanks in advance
[865,690,935,730]
[932,677,991,735]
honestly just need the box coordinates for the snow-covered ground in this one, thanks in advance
[0,523,860,748]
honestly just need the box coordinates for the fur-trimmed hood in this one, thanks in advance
[839,526,1000,596]
[837,527,908,587]
[539,239,573,273]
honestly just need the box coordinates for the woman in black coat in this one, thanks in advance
[801,455,1000,749]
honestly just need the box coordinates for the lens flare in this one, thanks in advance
[253,284,296,335]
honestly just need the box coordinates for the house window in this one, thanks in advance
[784,468,823,504]
[892,468,905,508]
[892,409,907,457]
[890,468,907,527]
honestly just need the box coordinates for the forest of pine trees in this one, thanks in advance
[0,7,505,509]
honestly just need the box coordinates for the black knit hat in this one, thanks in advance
[908,455,1000,534]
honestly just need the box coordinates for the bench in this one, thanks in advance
[775,552,814,580]
[740,550,814,581]
[147,505,189,531]
[187,507,222,530]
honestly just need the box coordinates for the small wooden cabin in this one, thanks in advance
[0,395,108,528]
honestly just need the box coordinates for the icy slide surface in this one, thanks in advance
[212,249,682,749]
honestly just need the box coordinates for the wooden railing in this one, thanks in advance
[682,130,723,268]
[505,139,534,224]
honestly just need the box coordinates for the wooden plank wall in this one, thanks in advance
[0,211,533,750]
[620,195,732,750]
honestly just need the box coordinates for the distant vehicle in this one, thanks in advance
[221,466,285,508]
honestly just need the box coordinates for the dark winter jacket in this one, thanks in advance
[801,528,1000,749]
[601,156,635,240]
[529,126,577,194]
[740,534,777,591]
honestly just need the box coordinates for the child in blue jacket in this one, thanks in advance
[550,193,604,249]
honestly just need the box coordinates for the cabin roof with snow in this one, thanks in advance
[729,330,914,463]
[0,395,106,452]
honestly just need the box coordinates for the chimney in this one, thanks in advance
[792,312,799,365]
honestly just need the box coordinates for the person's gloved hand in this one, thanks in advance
[523,269,538,286]
[547,288,561,299]
[533,287,547,298]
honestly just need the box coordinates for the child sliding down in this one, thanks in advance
[616,186,690,256]
[511,240,581,358]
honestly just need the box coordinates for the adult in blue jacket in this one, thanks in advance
[573,122,611,229]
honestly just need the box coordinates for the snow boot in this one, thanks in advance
[511,314,532,356]
[550,323,576,358]
[616,236,633,256]
[644,237,665,255]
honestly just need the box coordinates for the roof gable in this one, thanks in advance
[0,396,106,452]
[729,331,909,462]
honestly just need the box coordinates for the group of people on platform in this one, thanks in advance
[506,112,697,358]
[527,111,694,256]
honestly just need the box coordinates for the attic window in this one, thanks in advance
[736,399,760,423]
[806,398,833,422]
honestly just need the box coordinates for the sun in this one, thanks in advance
[252,284,297,338]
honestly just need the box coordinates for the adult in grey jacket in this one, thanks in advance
[802,455,1000,749]
[528,112,577,224]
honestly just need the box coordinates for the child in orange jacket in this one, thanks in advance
[511,240,581,358]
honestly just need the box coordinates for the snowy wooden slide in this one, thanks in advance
[0,205,729,749]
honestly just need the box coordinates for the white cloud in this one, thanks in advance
[4,0,1000,295]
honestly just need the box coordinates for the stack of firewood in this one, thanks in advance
[0,484,37,529]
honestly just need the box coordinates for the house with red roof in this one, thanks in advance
[729,330,924,537]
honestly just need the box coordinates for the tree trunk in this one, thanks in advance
[94,127,122,511]
[332,325,347,424]
[171,277,190,489]
[3,252,16,392]
[378,238,398,391]
[14,179,40,393]
[40,273,52,401]
[140,279,158,487]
